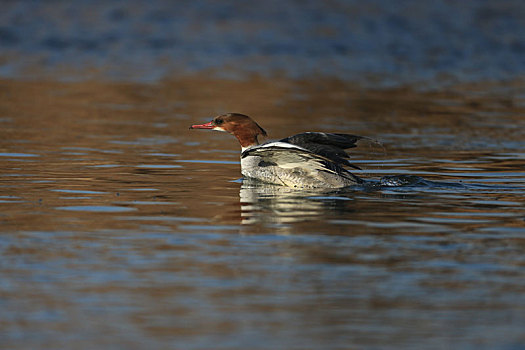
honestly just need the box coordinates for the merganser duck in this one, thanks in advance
[190,113,364,188]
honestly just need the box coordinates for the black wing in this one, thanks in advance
[280,132,362,170]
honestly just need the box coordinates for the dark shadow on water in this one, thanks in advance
[374,174,523,191]
[375,174,466,189]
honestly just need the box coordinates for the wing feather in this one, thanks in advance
[279,132,363,170]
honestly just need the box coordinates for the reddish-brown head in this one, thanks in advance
[190,113,267,148]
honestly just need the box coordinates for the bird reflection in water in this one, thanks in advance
[237,174,469,227]
[238,178,357,226]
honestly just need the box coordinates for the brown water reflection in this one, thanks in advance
[1,77,525,349]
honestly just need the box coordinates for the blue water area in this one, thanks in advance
[0,152,39,157]
[1,0,525,84]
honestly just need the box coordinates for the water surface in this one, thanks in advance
[1,78,525,349]
[2,0,525,84]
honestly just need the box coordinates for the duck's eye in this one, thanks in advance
[214,118,223,125]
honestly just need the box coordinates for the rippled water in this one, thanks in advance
[1,78,524,349]
[2,0,525,84]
